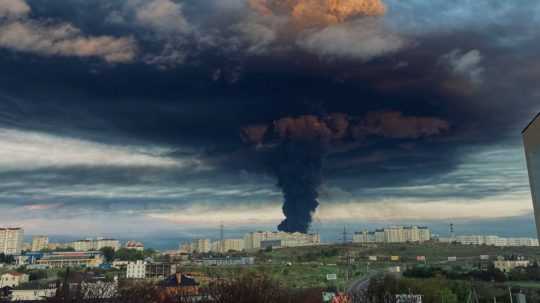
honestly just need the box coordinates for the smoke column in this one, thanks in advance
[242,112,449,233]
[272,141,323,233]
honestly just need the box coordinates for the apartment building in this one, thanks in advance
[70,238,120,251]
[31,236,49,252]
[353,226,431,244]
[210,239,244,253]
[191,239,211,253]
[0,227,24,255]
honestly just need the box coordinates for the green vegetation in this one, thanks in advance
[0,253,15,264]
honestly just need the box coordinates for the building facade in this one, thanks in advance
[37,251,104,268]
[243,231,320,250]
[0,272,29,288]
[31,236,49,252]
[524,112,540,240]
[125,241,144,251]
[70,238,120,252]
[353,226,431,244]
[0,227,24,255]
[191,239,211,253]
[451,235,539,247]
[126,260,146,279]
[210,239,244,253]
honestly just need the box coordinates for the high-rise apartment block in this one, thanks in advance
[0,227,24,255]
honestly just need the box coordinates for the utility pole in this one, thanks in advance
[342,226,348,245]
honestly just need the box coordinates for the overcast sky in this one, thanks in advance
[0,0,539,239]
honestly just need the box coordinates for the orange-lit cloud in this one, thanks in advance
[248,0,386,27]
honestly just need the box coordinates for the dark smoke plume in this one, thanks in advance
[272,141,323,233]
[242,112,449,233]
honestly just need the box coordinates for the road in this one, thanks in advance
[347,271,380,295]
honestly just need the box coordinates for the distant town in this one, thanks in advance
[1,225,540,302]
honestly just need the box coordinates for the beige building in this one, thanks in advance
[243,231,320,250]
[70,238,120,251]
[0,227,24,255]
[0,272,29,288]
[524,113,540,240]
[191,239,211,253]
[211,239,244,253]
[31,236,49,252]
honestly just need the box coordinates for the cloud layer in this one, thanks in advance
[0,0,539,234]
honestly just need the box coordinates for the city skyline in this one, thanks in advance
[0,0,539,235]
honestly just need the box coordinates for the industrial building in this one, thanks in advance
[243,231,320,250]
[524,112,540,240]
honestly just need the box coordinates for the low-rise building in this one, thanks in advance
[0,272,29,288]
[9,282,57,302]
[494,260,530,272]
[125,241,144,251]
[37,251,104,268]
[194,257,255,266]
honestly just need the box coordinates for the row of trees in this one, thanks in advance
[99,247,156,262]
[405,262,540,283]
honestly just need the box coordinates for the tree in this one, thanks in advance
[100,247,116,263]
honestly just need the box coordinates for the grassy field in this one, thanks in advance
[181,242,540,290]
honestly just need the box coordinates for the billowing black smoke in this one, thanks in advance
[241,112,450,233]
[272,141,323,233]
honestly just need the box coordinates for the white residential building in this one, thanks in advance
[353,226,431,244]
[0,272,29,288]
[0,227,24,255]
[453,235,539,247]
[31,236,49,252]
[126,260,146,279]
[243,231,320,250]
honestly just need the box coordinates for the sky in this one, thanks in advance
[0,0,540,242]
